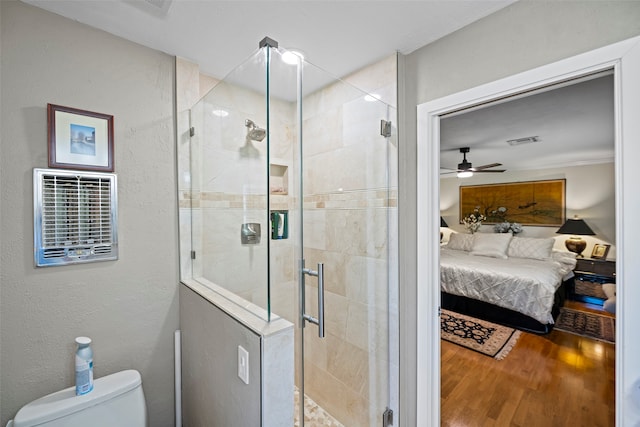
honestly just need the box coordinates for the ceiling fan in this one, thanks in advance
[442,147,505,177]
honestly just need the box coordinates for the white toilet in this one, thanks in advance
[7,370,147,427]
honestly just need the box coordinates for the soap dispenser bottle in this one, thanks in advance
[75,336,94,395]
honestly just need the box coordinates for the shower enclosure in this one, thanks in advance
[182,38,398,426]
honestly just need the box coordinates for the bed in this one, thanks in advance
[440,232,577,334]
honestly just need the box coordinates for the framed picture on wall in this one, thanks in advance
[459,179,566,226]
[591,243,611,260]
[47,103,114,172]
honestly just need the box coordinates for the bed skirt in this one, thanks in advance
[441,280,567,334]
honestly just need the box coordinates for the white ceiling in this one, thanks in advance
[440,73,615,175]
[23,0,614,172]
[23,0,515,80]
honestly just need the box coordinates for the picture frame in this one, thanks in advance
[591,243,611,260]
[459,179,566,226]
[48,103,114,172]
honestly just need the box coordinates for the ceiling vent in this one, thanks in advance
[506,136,539,146]
[33,168,118,267]
[142,0,173,14]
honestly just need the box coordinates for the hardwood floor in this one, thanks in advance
[441,301,615,427]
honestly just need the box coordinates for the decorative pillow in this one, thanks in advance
[552,250,577,261]
[470,233,512,259]
[508,237,555,260]
[446,233,474,252]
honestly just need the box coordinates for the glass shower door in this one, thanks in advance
[292,57,397,426]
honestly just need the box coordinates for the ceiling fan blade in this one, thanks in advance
[471,163,502,171]
[443,149,507,174]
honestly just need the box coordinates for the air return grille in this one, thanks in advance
[34,168,118,266]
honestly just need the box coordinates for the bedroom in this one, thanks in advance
[438,72,615,424]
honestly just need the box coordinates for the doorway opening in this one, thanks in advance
[438,70,615,425]
[416,36,640,426]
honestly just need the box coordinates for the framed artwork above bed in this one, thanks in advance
[460,179,566,226]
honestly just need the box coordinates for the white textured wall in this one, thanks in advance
[400,1,640,425]
[179,281,294,427]
[0,2,178,425]
[179,284,262,427]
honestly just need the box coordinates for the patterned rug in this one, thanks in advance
[554,307,615,343]
[440,309,521,360]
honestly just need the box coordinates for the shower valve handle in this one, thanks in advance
[302,263,325,338]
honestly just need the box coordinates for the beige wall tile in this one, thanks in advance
[304,361,370,427]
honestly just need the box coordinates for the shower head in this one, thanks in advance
[245,119,266,142]
[249,128,266,142]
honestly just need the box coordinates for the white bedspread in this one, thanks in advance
[440,248,576,324]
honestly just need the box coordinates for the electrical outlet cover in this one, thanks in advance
[238,345,249,384]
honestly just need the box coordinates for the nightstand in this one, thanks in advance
[569,258,616,304]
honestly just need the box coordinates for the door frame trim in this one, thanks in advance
[416,35,640,426]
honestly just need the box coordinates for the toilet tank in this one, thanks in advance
[11,370,147,427]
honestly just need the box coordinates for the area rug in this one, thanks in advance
[440,309,521,360]
[554,307,615,343]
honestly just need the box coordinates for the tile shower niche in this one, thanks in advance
[269,163,288,195]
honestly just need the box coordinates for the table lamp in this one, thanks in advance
[556,216,595,257]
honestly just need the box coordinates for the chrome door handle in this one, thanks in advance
[302,262,325,338]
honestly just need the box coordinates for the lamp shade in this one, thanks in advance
[440,217,448,227]
[556,217,595,236]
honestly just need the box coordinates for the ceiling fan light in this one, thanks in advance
[457,171,473,178]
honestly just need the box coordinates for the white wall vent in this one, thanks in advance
[34,168,118,267]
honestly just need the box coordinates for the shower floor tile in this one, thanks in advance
[293,387,345,427]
